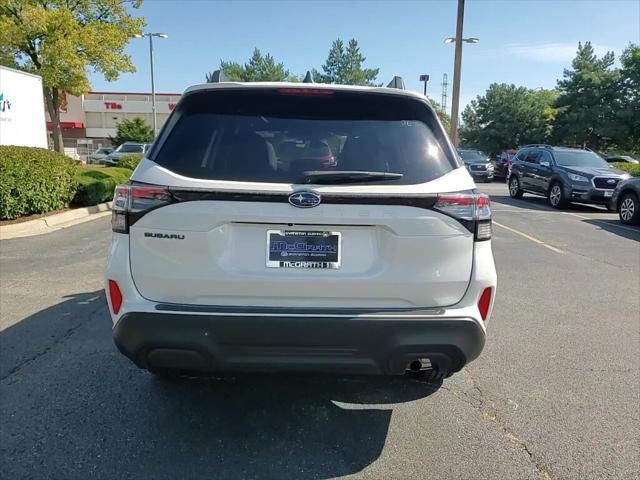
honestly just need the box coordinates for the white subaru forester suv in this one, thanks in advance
[105,79,497,382]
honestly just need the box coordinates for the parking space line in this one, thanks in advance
[493,221,564,254]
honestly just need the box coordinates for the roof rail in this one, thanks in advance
[208,69,227,83]
[520,144,553,149]
[386,76,405,90]
[302,71,314,83]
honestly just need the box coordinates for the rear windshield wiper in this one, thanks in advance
[301,170,403,184]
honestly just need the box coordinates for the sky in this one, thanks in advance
[89,0,640,111]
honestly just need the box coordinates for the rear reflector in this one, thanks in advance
[108,280,123,315]
[478,287,492,321]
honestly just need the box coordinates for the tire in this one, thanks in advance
[548,182,567,209]
[508,175,523,198]
[618,191,640,225]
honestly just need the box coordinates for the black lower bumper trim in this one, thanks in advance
[113,312,485,376]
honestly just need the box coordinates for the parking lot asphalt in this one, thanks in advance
[1,182,638,480]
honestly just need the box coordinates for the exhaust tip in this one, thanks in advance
[406,358,431,373]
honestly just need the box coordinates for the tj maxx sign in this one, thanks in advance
[84,99,178,114]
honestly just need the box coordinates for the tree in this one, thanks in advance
[206,48,296,82]
[612,44,640,152]
[429,99,451,132]
[313,39,379,85]
[0,1,145,153]
[111,117,153,146]
[460,84,557,154]
[552,42,619,150]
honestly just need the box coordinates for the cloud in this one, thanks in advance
[503,42,612,62]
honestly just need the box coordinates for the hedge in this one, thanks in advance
[118,153,143,171]
[0,146,77,220]
[73,167,132,206]
[612,162,640,177]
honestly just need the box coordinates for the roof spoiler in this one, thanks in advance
[387,76,405,90]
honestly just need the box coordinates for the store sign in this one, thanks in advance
[168,103,177,110]
[104,102,123,110]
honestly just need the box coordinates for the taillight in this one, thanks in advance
[477,287,492,321]
[108,279,123,315]
[434,191,492,241]
[111,184,172,233]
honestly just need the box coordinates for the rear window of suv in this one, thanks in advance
[150,88,458,185]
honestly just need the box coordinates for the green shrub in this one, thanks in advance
[118,153,143,171]
[0,146,77,220]
[73,167,132,206]
[612,162,640,177]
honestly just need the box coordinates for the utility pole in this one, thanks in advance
[450,0,465,147]
[419,74,430,96]
[444,0,478,146]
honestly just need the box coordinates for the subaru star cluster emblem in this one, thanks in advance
[288,191,321,208]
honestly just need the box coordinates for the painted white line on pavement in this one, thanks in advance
[493,221,565,254]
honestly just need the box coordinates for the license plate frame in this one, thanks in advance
[266,230,341,269]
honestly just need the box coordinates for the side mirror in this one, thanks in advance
[540,161,550,168]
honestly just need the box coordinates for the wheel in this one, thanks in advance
[618,192,640,225]
[548,182,567,209]
[508,175,523,198]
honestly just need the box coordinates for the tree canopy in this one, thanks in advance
[207,48,296,82]
[112,117,153,146]
[0,0,145,153]
[460,84,557,154]
[552,41,620,150]
[312,39,379,86]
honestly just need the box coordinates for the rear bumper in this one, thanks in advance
[113,310,485,376]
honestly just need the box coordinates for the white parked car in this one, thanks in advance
[105,80,497,382]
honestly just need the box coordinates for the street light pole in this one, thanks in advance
[450,0,465,147]
[134,32,168,138]
[148,34,157,137]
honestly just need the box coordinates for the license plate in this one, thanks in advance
[604,191,613,197]
[266,230,341,269]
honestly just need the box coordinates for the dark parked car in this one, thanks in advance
[458,149,494,182]
[604,155,639,165]
[492,149,516,180]
[507,145,631,209]
[610,177,640,225]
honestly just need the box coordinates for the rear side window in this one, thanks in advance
[151,89,457,185]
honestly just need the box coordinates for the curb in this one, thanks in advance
[0,202,112,240]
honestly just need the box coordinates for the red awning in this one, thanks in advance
[46,121,84,130]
